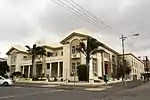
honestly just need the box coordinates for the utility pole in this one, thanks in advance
[146,56,149,81]
[120,34,127,87]
[146,56,148,73]
[120,33,139,87]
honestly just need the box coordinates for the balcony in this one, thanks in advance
[71,53,80,58]
[46,56,63,62]
[21,59,32,65]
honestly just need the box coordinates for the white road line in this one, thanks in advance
[40,85,59,87]
[14,87,23,88]
[85,86,113,91]
[85,88,106,91]
[0,89,65,99]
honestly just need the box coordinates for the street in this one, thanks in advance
[0,81,149,100]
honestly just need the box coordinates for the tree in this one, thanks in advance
[117,58,132,80]
[25,44,46,79]
[0,61,9,76]
[76,36,104,82]
[0,61,9,77]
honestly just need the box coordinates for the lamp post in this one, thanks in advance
[120,33,139,87]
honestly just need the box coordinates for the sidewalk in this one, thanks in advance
[15,79,124,88]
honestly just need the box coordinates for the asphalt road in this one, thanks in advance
[0,81,149,100]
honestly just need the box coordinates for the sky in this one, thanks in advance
[0,0,150,59]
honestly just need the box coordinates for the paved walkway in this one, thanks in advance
[16,79,124,88]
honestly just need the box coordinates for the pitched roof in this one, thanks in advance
[60,31,119,54]
[6,45,28,55]
[35,39,63,49]
[119,53,144,64]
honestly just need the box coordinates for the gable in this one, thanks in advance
[6,47,19,55]
[6,47,28,55]
[60,32,89,44]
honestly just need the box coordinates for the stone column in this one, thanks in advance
[97,53,102,77]
[49,63,52,77]
[57,62,60,77]
[89,58,94,83]
[28,65,30,78]
[102,52,105,76]
[22,66,25,75]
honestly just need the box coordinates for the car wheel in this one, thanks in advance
[3,82,8,86]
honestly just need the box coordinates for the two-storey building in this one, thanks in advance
[7,32,143,82]
[119,53,145,80]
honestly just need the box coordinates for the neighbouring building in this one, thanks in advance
[6,31,144,82]
[142,58,150,72]
[119,53,145,80]
[0,58,7,62]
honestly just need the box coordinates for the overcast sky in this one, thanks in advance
[0,0,150,58]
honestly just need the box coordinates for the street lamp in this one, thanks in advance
[120,33,139,87]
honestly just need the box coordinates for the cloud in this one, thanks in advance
[0,0,150,57]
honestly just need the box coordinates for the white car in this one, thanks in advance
[0,76,13,86]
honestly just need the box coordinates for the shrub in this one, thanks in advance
[54,77,57,81]
[32,77,39,81]
[11,71,22,77]
[77,64,88,81]
[22,74,27,78]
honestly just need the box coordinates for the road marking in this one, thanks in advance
[85,86,113,91]
[40,85,59,87]
[0,89,65,99]
[14,87,23,88]
[85,88,106,91]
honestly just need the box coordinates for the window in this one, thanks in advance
[71,63,76,76]
[50,53,53,57]
[11,53,17,64]
[104,52,110,60]
[23,56,28,60]
[61,52,63,56]
[0,77,2,80]
[77,62,80,67]
[112,55,115,64]
[72,46,76,54]
[47,52,53,57]
[47,63,50,69]
[23,56,27,59]
[10,66,15,73]
[47,52,50,57]
[55,53,57,56]
[93,61,97,76]
[76,45,80,53]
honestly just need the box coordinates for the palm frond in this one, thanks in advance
[76,45,86,55]
[33,44,37,49]
[79,42,86,51]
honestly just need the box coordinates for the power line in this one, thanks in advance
[52,0,102,29]
[62,0,108,28]
[52,0,111,30]
[69,0,110,28]
[67,0,122,34]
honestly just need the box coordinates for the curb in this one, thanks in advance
[15,82,105,89]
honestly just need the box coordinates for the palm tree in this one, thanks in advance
[25,44,46,79]
[76,36,104,82]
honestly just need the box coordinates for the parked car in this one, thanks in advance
[0,76,13,86]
